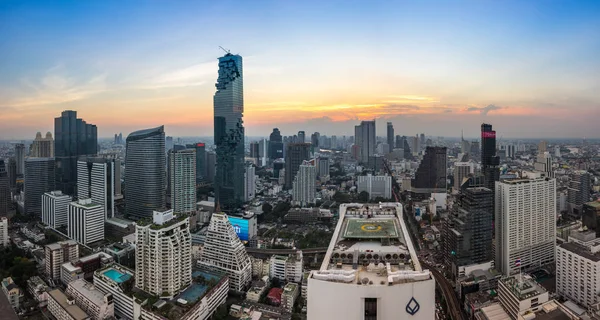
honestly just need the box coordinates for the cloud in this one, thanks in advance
[6,65,108,108]
[137,62,215,90]
[466,104,502,115]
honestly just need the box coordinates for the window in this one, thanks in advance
[365,298,377,320]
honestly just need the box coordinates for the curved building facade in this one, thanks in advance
[214,53,245,210]
[125,126,165,219]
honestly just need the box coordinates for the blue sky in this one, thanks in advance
[1,0,599,139]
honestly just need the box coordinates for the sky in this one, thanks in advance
[1,0,600,140]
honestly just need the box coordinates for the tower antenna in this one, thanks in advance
[219,46,230,54]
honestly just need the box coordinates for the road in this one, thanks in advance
[422,262,464,320]
[383,159,465,320]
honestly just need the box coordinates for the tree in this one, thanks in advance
[212,304,229,320]
[358,191,370,202]
[333,191,352,203]
[262,203,273,214]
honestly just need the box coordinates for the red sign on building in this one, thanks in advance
[482,131,496,138]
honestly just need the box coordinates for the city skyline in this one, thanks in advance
[1,1,600,139]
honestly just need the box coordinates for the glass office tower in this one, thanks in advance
[214,53,245,210]
[125,126,166,219]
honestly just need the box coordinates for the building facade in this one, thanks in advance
[65,279,114,320]
[198,213,252,292]
[55,110,98,196]
[77,157,121,219]
[568,170,591,217]
[31,132,54,158]
[495,174,557,275]
[292,161,316,206]
[411,146,447,193]
[135,209,192,298]
[45,240,80,280]
[169,149,197,214]
[244,165,256,202]
[284,143,311,190]
[557,240,600,308]
[354,120,376,163]
[481,124,500,195]
[47,288,90,320]
[443,187,494,278]
[307,203,435,320]
[357,174,392,200]
[24,157,56,216]
[214,53,245,210]
[68,199,104,245]
[125,126,166,219]
[0,159,10,216]
[0,217,8,247]
[42,191,72,228]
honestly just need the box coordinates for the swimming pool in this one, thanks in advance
[103,269,132,283]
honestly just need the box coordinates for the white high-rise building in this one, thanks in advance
[453,162,474,191]
[495,173,556,276]
[199,213,252,292]
[41,191,72,229]
[292,161,316,206]
[244,165,256,202]
[77,157,120,219]
[316,157,330,179]
[354,120,376,163]
[135,209,192,298]
[169,149,196,214]
[357,174,392,200]
[556,230,600,308]
[307,203,435,320]
[68,198,105,245]
[269,251,303,283]
[0,217,9,247]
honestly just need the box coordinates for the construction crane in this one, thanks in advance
[219,46,230,54]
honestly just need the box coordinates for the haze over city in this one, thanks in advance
[1,0,599,139]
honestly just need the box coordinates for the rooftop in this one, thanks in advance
[68,279,108,305]
[313,203,429,286]
[48,289,89,320]
[45,240,78,251]
[500,274,546,301]
[585,201,600,209]
[559,242,600,262]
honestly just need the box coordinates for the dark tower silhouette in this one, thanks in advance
[481,124,499,193]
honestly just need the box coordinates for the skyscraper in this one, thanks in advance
[292,161,316,206]
[387,122,394,153]
[186,142,205,183]
[481,123,499,193]
[15,143,25,176]
[135,209,192,298]
[214,52,245,210]
[24,158,55,216]
[169,149,196,214]
[7,158,16,191]
[453,162,473,191]
[199,213,252,292]
[67,198,105,245]
[0,160,9,216]
[245,165,256,202]
[411,146,447,193]
[311,132,320,148]
[297,131,306,143]
[269,128,284,160]
[567,170,591,217]
[31,132,54,158]
[495,173,556,276]
[354,120,376,164]
[125,126,166,219]
[78,156,120,219]
[42,191,72,228]
[284,143,310,189]
[54,110,98,195]
[442,187,494,277]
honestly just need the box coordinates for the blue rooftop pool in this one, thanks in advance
[178,283,208,303]
[103,269,132,283]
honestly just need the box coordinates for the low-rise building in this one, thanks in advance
[61,252,114,286]
[269,251,303,284]
[267,288,283,306]
[281,283,299,313]
[246,276,269,303]
[46,240,80,280]
[1,277,23,311]
[47,288,90,320]
[497,274,549,319]
[65,279,114,320]
[557,236,600,308]
[103,242,135,269]
[27,276,49,307]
